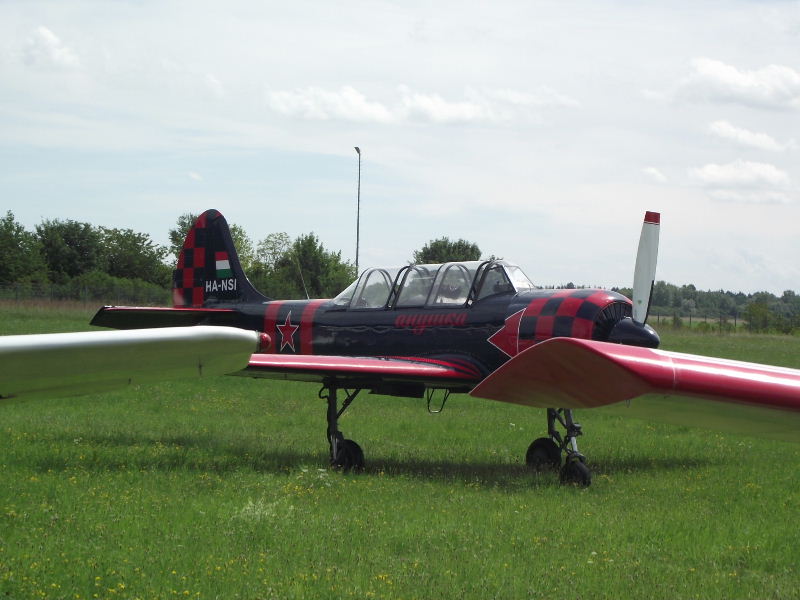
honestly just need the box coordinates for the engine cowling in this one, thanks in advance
[490,288,659,358]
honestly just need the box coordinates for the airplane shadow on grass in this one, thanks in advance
[27,430,719,490]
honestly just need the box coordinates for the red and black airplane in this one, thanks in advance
[73,209,800,486]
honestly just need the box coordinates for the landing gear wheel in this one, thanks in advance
[560,457,591,486]
[525,437,561,471]
[332,439,364,472]
[322,385,363,472]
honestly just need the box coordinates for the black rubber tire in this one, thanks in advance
[525,437,561,471]
[560,458,591,486]
[332,439,364,472]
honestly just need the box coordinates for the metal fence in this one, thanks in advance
[0,283,170,306]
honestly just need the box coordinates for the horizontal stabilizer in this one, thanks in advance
[91,306,239,330]
[470,338,800,442]
[0,326,261,400]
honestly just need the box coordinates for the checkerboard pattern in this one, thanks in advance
[172,211,218,307]
[517,289,628,352]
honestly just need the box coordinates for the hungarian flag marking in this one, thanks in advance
[215,252,232,278]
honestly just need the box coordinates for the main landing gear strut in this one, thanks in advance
[526,408,591,486]
[318,386,590,485]
[320,384,364,472]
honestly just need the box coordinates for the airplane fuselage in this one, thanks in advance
[94,286,655,386]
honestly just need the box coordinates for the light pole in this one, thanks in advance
[354,146,361,275]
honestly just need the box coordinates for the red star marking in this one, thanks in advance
[277,311,300,352]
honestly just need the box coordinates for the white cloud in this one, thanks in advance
[690,160,790,187]
[264,85,577,125]
[690,160,793,204]
[399,85,579,123]
[678,58,800,110]
[642,167,667,183]
[265,86,395,123]
[480,87,580,109]
[188,171,203,181]
[23,26,80,69]
[399,88,499,123]
[708,189,791,204]
[708,120,792,152]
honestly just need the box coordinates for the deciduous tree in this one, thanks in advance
[36,218,103,283]
[100,227,170,286]
[412,237,481,264]
[263,233,356,299]
[0,211,47,284]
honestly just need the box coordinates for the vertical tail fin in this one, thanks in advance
[172,209,269,307]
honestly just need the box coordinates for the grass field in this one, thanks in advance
[1,302,798,599]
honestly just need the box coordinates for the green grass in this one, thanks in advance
[660,327,800,367]
[0,300,98,335]
[1,304,799,599]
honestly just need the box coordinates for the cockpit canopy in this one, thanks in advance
[332,260,535,310]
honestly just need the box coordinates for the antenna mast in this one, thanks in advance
[355,146,361,275]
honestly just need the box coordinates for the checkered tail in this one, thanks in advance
[172,209,269,307]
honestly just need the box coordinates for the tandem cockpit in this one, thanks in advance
[332,260,535,310]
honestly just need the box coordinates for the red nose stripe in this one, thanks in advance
[644,211,660,225]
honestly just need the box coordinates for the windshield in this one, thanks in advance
[506,265,535,292]
[332,279,358,308]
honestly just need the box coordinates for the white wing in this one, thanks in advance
[0,326,261,399]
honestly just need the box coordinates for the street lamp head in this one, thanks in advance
[354,146,360,155]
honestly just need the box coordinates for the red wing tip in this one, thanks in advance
[644,211,660,225]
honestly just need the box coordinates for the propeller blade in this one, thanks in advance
[632,211,660,324]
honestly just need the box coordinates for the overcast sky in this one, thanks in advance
[2,1,799,293]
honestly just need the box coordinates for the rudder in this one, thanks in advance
[173,209,269,307]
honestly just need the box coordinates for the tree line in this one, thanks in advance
[615,281,800,334]
[0,210,361,303]
[2,210,798,333]
[1,211,172,303]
